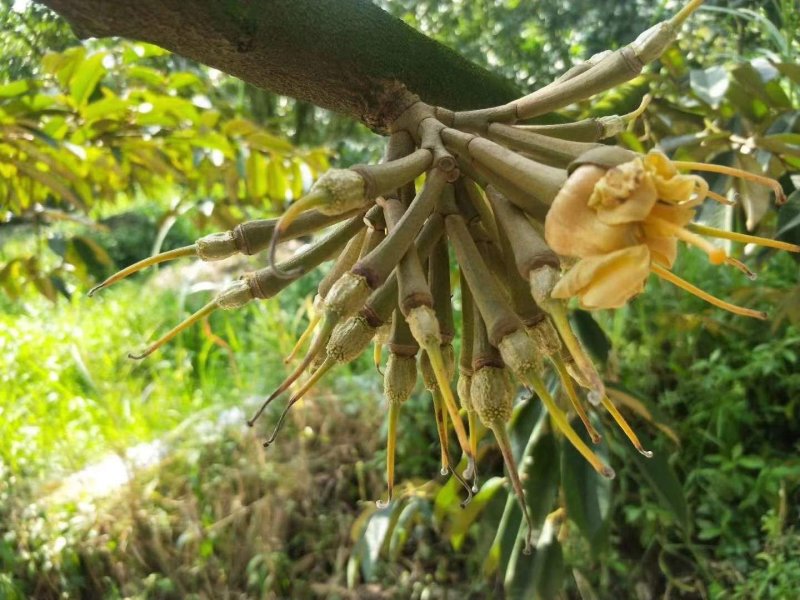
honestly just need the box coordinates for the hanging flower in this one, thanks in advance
[544,149,798,317]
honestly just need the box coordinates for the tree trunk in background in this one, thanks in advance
[36,0,521,130]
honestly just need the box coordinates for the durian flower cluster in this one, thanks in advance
[89,0,797,553]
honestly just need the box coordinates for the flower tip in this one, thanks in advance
[376,499,391,509]
[440,467,449,477]
[639,448,654,458]
[588,389,602,406]
[590,432,603,445]
[522,534,533,555]
[601,465,616,480]
[708,248,726,265]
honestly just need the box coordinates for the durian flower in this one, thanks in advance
[544,149,797,317]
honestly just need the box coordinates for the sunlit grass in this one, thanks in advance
[0,274,314,482]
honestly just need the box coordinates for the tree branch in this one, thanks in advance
[36,0,521,130]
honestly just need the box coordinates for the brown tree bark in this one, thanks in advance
[37,0,521,130]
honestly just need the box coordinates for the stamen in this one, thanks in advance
[88,245,196,296]
[725,257,757,280]
[527,375,615,479]
[465,411,480,489]
[600,396,653,457]
[493,425,534,555]
[263,357,335,447]
[649,216,726,265]
[284,313,321,364]
[432,388,450,476]
[552,354,602,444]
[622,94,652,123]
[705,189,735,206]
[247,317,335,426]
[672,160,787,204]
[671,0,706,28]
[427,346,477,477]
[651,263,767,319]
[377,401,401,508]
[128,299,217,359]
[688,223,800,253]
[373,341,384,375]
[546,303,605,400]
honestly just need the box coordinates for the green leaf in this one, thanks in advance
[774,63,800,86]
[776,190,800,251]
[690,67,729,108]
[71,236,113,280]
[561,418,611,558]
[69,52,107,107]
[0,260,23,301]
[735,153,771,230]
[483,494,522,576]
[629,430,689,531]
[169,72,203,90]
[504,517,565,600]
[267,158,288,208]
[523,430,560,528]
[570,309,611,363]
[245,151,268,200]
[127,66,166,87]
[0,80,31,98]
[25,258,57,302]
[248,130,296,154]
[42,47,86,88]
[389,499,424,559]
[756,133,800,158]
[448,476,505,550]
[358,505,392,582]
[82,96,130,123]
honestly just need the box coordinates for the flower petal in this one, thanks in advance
[545,165,637,258]
[644,152,698,203]
[589,159,658,225]
[551,245,651,309]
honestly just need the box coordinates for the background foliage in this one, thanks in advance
[1,0,799,598]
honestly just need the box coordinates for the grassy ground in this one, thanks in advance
[2,227,800,598]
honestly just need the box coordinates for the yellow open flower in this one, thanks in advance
[545,150,798,318]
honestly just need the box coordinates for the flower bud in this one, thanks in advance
[195,231,237,261]
[327,315,376,363]
[384,354,417,405]
[325,271,372,320]
[311,169,367,216]
[216,280,253,310]
[470,366,515,427]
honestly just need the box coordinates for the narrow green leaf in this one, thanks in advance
[69,52,107,107]
[630,430,689,531]
[756,133,800,158]
[561,418,611,558]
[71,236,113,280]
[776,190,800,251]
[735,153,771,230]
[486,495,522,576]
[570,309,611,363]
[359,506,392,582]
[505,517,565,600]
[774,63,800,85]
[0,80,30,98]
[267,158,288,209]
[248,131,295,154]
[448,476,504,550]
[523,430,560,528]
